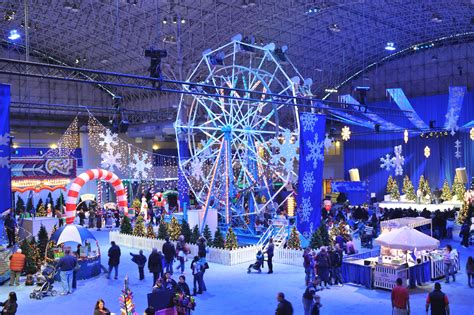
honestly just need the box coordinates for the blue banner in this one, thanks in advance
[297,112,326,238]
[331,181,369,205]
[0,84,11,213]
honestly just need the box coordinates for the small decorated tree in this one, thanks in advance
[133,215,146,237]
[386,176,395,196]
[131,198,141,213]
[157,221,168,240]
[20,239,37,275]
[29,238,42,271]
[203,224,212,244]
[422,176,432,198]
[310,228,323,249]
[287,226,301,249]
[390,178,400,201]
[453,175,466,202]
[180,220,192,243]
[190,225,200,244]
[212,227,225,248]
[441,179,452,202]
[119,276,137,315]
[146,223,156,239]
[15,196,25,214]
[168,217,182,241]
[120,216,133,234]
[224,227,238,250]
[37,225,49,262]
[318,223,330,246]
[402,176,416,201]
[36,203,47,217]
[55,192,64,211]
[457,201,469,225]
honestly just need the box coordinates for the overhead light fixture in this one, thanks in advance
[328,23,341,33]
[248,0,257,6]
[162,18,167,24]
[172,16,177,24]
[4,10,16,21]
[431,13,442,23]
[385,42,396,51]
[8,29,20,40]
[63,1,73,10]
[241,0,248,9]
[74,57,80,64]
[71,3,79,12]
[163,34,177,44]
[180,17,186,24]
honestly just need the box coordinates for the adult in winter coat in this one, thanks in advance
[315,247,331,288]
[148,248,164,286]
[130,250,147,280]
[162,237,176,274]
[0,292,17,315]
[4,214,16,248]
[107,241,121,279]
[175,235,187,274]
[9,249,25,286]
[266,238,275,274]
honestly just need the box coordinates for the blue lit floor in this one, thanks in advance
[1,229,473,315]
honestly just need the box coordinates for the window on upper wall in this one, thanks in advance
[324,140,341,156]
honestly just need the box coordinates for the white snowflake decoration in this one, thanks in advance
[99,129,118,148]
[380,154,394,171]
[100,150,122,171]
[454,140,461,159]
[129,152,153,179]
[298,197,312,222]
[323,133,334,152]
[190,157,204,180]
[341,126,351,141]
[445,108,459,136]
[391,145,405,176]
[300,114,318,132]
[302,171,316,193]
[305,133,324,169]
[0,133,10,146]
[0,156,10,168]
[269,129,298,174]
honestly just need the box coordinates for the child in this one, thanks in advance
[247,250,264,273]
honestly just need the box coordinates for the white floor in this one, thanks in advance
[1,229,473,315]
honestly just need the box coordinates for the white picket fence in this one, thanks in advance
[109,232,305,266]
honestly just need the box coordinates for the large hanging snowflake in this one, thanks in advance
[0,156,10,168]
[445,108,459,136]
[129,152,153,179]
[323,133,334,152]
[298,197,312,222]
[99,129,118,148]
[391,145,405,176]
[341,126,351,141]
[269,129,298,174]
[300,114,318,132]
[302,171,316,193]
[454,140,461,159]
[190,157,204,180]
[380,154,394,171]
[305,133,324,169]
[101,150,122,171]
[0,133,10,146]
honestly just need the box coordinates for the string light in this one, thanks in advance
[404,129,408,143]
[424,146,431,158]
[287,195,295,217]
[44,116,79,158]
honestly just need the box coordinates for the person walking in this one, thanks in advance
[443,245,455,283]
[8,249,25,286]
[426,282,450,315]
[191,256,203,295]
[130,250,147,280]
[302,277,322,315]
[316,247,332,289]
[303,248,313,286]
[275,292,293,315]
[162,237,176,275]
[466,256,474,288]
[0,292,18,315]
[57,248,77,295]
[175,235,187,274]
[148,248,163,286]
[266,238,275,274]
[331,244,344,286]
[391,278,410,315]
[107,241,121,280]
[4,213,16,248]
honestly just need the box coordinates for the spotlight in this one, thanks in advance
[241,0,248,9]
[431,13,442,23]
[74,57,80,64]
[172,16,177,24]
[328,23,341,33]
[7,29,20,40]
[71,3,79,12]
[180,17,186,24]
[4,10,16,21]
[385,42,396,51]
[63,2,73,10]
[248,0,256,6]
[162,18,167,24]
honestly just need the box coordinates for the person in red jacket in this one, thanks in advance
[9,249,25,286]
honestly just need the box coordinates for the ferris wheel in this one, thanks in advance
[176,37,308,232]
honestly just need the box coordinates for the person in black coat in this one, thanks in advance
[275,292,293,315]
[107,241,121,279]
[162,237,176,274]
[176,275,191,295]
[130,250,147,280]
[148,248,163,286]
[0,292,18,315]
[4,213,16,248]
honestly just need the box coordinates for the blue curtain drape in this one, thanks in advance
[0,84,11,213]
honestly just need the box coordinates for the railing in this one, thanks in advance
[256,225,274,249]
[273,248,304,266]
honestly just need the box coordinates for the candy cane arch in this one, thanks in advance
[65,169,128,224]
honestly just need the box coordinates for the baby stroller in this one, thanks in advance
[247,251,264,273]
[30,264,58,300]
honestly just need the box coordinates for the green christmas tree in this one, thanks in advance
[20,239,37,274]
[212,227,225,248]
[180,220,192,243]
[441,179,453,202]
[120,216,133,234]
[453,175,466,202]
[36,202,47,217]
[287,226,301,249]
[318,223,330,246]
[37,225,49,262]
[225,227,238,250]
[310,228,323,249]
[26,197,34,213]
[402,176,416,201]
[15,196,25,214]
[190,225,200,244]
[133,215,146,237]
[146,223,156,239]
[202,224,213,244]
[131,198,141,212]
[386,175,395,195]
[457,201,470,225]
[390,178,400,201]
[157,221,168,240]
[55,192,64,211]
[30,238,42,271]
[168,217,181,241]
[46,192,53,205]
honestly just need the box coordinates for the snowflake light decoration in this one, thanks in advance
[454,140,461,159]
[380,154,394,171]
[424,146,430,158]
[305,133,325,169]
[129,152,153,179]
[190,157,204,180]
[298,196,312,222]
[302,171,316,193]
[0,156,10,168]
[341,126,351,141]
[300,114,318,132]
[470,127,474,141]
[403,129,408,144]
[99,129,118,148]
[445,108,459,136]
[101,150,122,171]
[323,133,334,152]
[269,129,298,174]
[391,145,405,176]
[0,133,10,146]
